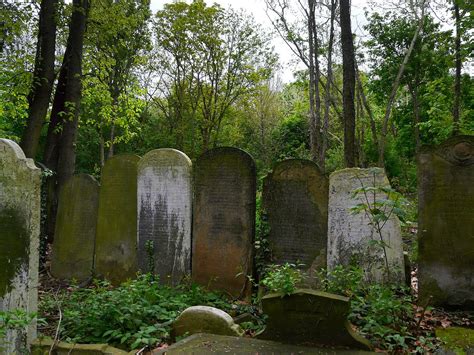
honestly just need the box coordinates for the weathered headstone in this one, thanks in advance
[0,139,41,353]
[51,174,99,281]
[263,159,328,273]
[137,149,192,284]
[95,154,140,284]
[260,289,371,350]
[327,168,405,283]
[418,136,474,309]
[172,306,243,340]
[192,147,256,298]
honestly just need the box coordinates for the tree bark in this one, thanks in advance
[20,0,58,158]
[340,0,356,167]
[378,1,426,166]
[453,0,461,134]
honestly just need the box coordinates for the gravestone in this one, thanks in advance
[260,289,371,350]
[263,159,328,274]
[327,168,405,283]
[137,149,192,284]
[95,154,140,284]
[51,174,99,281]
[418,136,474,309]
[192,147,256,298]
[0,139,41,353]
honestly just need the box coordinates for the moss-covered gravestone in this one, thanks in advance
[95,154,140,284]
[137,149,192,284]
[327,168,404,283]
[0,139,41,353]
[51,174,99,281]
[192,147,256,298]
[263,159,328,274]
[259,289,371,350]
[418,136,474,309]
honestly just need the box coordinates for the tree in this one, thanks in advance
[340,0,356,167]
[20,0,59,159]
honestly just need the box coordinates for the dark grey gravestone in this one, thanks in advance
[192,147,256,299]
[51,174,99,281]
[137,149,192,285]
[418,135,474,309]
[263,159,328,272]
[95,154,140,285]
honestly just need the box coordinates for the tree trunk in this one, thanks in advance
[408,83,421,152]
[453,1,461,134]
[378,1,426,166]
[20,0,58,158]
[307,0,318,162]
[340,0,356,167]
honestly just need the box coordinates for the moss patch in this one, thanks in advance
[436,327,474,354]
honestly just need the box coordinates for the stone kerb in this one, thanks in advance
[263,159,328,277]
[192,147,256,299]
[137,149,192,285]
[51,174,99,281]
[417,135,474,309]
[327,168,405,283]
[0,139,41,353]
[95,154,140,285]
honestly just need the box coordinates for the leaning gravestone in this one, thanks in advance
[192,147,256,298]
[95,154,140,284]
[137,149,192,285]
[51,174,99,281]
[263,159,328,273]
[0,139,41,353]
[327,168,404,283]
[418,136,474,309]
[260,289,371,350]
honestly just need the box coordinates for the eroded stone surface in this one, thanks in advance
[0,139,41,353]
[172,306,243,340]
[95,154,140,284]
[51,174,99,281]
[137,149,192,285]
[418,136,474,309]
[327,168,405,283]
[192,147,256,298]
[263,159,328,275]
[260,289,371,350]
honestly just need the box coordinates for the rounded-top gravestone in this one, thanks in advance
[0,139,41,353]
[418,135,474,309]
[51,174,99,281]
[95,154,140,284]
[137,149,192,285]
[192,147,256,299]
[263,159,328,273]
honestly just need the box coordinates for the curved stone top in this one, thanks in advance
[197,147,256,171]
[420,135,474,166]
[102,154,141,173]
[138,148,192,170]
[68,173,99,185]
[0,139,40,173]
[270,159,325,179]
[179,306,235,323]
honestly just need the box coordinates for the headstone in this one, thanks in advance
[260,289,371,350]
[263,159,328,273]
[51,174,99,281]
[327,168,405,283]
[172,306,243,340]
[137,149,192,284]
[0,139,41,353]
[192,147,256,298]
[95,154,140,284]
[418,136,474,309]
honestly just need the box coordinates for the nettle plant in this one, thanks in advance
[350,168,408,283]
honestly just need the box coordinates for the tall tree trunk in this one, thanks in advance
[378,1,426,166]
[307,0,318,162]
[340,0,356,167]
[21,0,58,158]
[408,82,421,152]
[453,0,461,134]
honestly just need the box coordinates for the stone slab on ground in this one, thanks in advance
[31,338,132,354]
[260,289,371,350]
[154,333,376,354]
[435,327,474,355]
